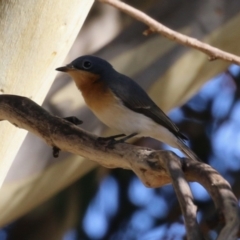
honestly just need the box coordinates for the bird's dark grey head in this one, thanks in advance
[56,55,114,76]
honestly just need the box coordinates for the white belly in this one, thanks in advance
[91,101,178,148]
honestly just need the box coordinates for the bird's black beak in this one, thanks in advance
[56,66,69,72]
[56,64,76,72]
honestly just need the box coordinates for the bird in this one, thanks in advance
[56,55,201,162]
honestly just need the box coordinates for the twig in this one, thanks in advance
[0,95,239,239]
[98,0,240,66]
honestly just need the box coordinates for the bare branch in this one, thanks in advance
[98,0,240,66]
[184,162,240,240]
[0,95,239,238]
[164,155,203,239]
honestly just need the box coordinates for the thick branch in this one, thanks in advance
[0,95,239,239]
[99,0,240,66]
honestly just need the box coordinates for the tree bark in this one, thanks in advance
[0,0,94,187]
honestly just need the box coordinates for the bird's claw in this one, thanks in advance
[97,134,126,148]
[97,133,138,149]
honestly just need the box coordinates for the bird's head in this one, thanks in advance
[56,55,114,90]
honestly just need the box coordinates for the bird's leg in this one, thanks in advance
[98,133,138,148]
[97,133,126,142]
[52,116,83,158]
[115,132,138,143]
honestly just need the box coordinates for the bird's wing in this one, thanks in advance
[109,74,187,141]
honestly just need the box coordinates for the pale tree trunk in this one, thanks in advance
[0,0,94,188]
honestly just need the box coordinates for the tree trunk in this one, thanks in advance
[0,0,94,187]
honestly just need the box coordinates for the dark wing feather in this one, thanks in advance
[108,73,187,141]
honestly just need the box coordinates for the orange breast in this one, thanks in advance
[81,80,116,112]
[69,70,117,112]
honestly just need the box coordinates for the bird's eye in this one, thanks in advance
[82,60,92,69]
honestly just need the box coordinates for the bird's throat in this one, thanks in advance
[69,71,114,112]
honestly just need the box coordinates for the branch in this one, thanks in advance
[184,163,240,240]
[0,95,239,239]
[98,0,240,66]
[165,157,203,239]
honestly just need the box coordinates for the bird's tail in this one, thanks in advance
[176,139,202,162]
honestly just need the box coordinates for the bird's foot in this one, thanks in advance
[97,133,138,149]
[52,116,83,158]
[97,133,127,141]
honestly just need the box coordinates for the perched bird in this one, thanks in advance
[56,55,200,162]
